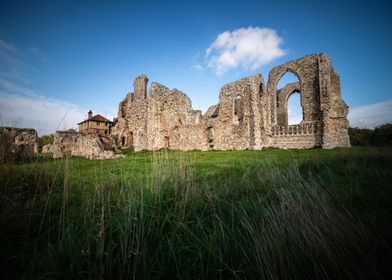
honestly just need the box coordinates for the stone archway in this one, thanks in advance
[267,54,322,126]
[268,68,303,125]
[276,82,301,126]
[287,91,303,125]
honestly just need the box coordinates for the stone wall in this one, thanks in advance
[0,127,38,163]
[52,130,79,158]
[42,144,53,153]
[112,76,206,151]
[111,53,350,152]
[318,54,351,148]
[51,130,121,159]
[111,75,149,151]
[270,122,322,149]
[213,75,265,150]
[170,124,209,151]
[71,134,122,160]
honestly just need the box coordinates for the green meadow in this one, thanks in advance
[1,147,392,279]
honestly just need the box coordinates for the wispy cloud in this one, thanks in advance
[0,39,89,135]
[348,100,392,128]
[190,51,205,72]
[0,39,16,52]
[29,46,47,62]
[205,27,286,75]
[191,63,205,72]
[0,40,44,84]
[0,90,86,135]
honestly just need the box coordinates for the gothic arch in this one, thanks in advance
[268,65,305,125]
[268,55,322,126]
[276,82,302,126]
[286,91,303,125]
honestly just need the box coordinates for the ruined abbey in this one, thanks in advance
[111,53,350,152]
[0,53,351,161]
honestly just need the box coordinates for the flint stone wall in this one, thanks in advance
[111,53,351,152]
[51,130,121,160]
[52,130,79,159]
[71,134,122,160]
[0,126,38,163]
[42,144,53,153]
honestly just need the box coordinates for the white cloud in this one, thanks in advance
[348,100,392,128]
[191,63,205,72]
[0,78,89,135]
[0,90,87,135]
[0,39,90,135]
[206,27,286,75]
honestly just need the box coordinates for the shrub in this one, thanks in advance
[349,123,392,146]
[38,134,54,150]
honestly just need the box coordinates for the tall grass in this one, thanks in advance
[1,148,392,279]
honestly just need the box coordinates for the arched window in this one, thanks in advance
[287,92,303,125]
[277,71,299,89]
[276,71,302,126]
[234,95,243,124]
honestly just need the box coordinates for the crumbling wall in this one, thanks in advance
[52,130,79,159]
[147,84,203,150]
[266,53,350,149]
[71,134,122,160]
[42,144,53,153]
[51,130,121,159]
[213,75,265,150]
[267,54,321,126]
[111,74,149,151]
[112,53,350,153]
[170,124,209,151]
[318,53,351,148]
[112,76,207,151]
[0,127,38,163]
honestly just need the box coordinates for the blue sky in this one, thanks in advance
[0,0,391,134]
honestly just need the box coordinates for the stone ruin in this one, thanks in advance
[14,53,349,160]
[48,129,123,160]
[111,53,350,151]
[0,126,39,163]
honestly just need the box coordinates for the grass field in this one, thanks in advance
[1,147,392,279]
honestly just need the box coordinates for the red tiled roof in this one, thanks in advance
[77,114,113,125]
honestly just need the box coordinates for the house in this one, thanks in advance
[77,110,113,135]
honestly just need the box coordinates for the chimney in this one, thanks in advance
[88,110,93,119]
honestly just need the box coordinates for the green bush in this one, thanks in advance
[373,123,392,146]
[38,134,54,150]
[349,123,392,146]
